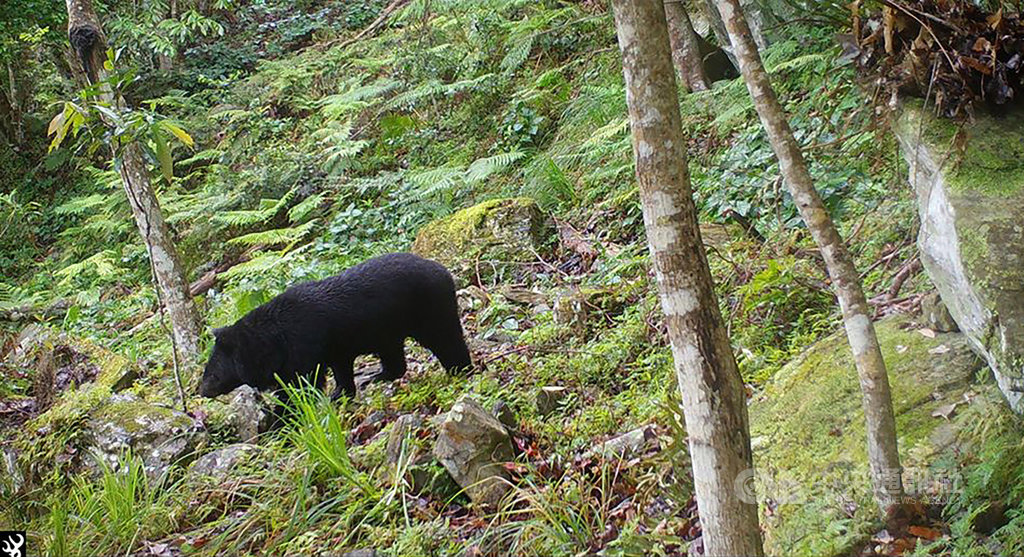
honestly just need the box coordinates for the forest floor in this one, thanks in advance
[2,1,1024,556]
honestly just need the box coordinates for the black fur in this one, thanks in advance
[199,253,473,399]
[69,26,102,83]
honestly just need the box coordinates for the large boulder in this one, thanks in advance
[894,103,1024,412]
[433,395,515,507]
[85,396,208,479]
[749,314,985,556]
[412,197,555,285]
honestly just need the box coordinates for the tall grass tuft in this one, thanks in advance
[279,378,375,492]
[47,451,173,557]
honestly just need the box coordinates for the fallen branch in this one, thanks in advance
[886,257,922,300]
[0,300,71,322]
[321,0,411,51]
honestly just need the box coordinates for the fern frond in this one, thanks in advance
[227,219,318,247]
[583,118,630,147]
[54,193,112,215]
[176,148,224,166]
[464,150,525,184]
[387,79,446,109]
[220,252,286,280]
[500,34,534,74]
[214,189,297,227]
[288,193,326,223]
[406,166,462,194]
[319,78,401,120]
[56,250,121,284]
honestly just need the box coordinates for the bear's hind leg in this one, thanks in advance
[374,342,407,382]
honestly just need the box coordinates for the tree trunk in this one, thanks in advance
[66,0,201,363]
[665,1,709,92]
[6,60,24,144]
[611,1,765,555]
[715,0,904,509]
[158,0,178,70]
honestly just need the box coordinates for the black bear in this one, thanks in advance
[199,252,472,400]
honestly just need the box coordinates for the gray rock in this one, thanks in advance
[553,291,587,331]
[921,291,959,333]
[191,444,257,479]
[386,414,424,466]
[433,395,515,507]
[895,104,1024,413]
[536,386,568,416]
[326,550,378,557]
[587,425,658,460]
[229,385,273,442]
[85,400,207,479]
[491,400,517,431]
[9,323,54,368]
[1,447,22,493]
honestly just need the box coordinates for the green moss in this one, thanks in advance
[750,315,984,556]
[899,101,1024,197]
[412,197,539,255]
[89,401,192,435]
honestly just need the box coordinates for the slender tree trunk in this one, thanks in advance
[665,1,709,92]
[158,0,178,70]
[6,60,24,144]
[66,0,201,364]
[715,0,904,509]
[611,1,765,555]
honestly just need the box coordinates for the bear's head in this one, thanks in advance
[199,326,246,398]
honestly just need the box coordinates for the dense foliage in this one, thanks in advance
[2,0,1022,556]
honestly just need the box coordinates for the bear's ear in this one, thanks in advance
[212,327,233,351]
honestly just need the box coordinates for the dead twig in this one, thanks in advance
[321,0,412,51]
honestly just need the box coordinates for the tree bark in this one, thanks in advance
[66,0,201,363]
[157,0,178,70]
[6,60,24,144]
[665,1,709,92]
[611,1,765,555]
[715,0,904,509]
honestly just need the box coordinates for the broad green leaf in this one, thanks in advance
[161,121,194,148]
[153,130,173,183]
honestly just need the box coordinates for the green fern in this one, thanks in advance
[287,193,326,223]
[227,219,318,248]
[501,34,534,75]
[313,121,368,174]
[213,188,296,227]
[465,150,525,184]
[55,250,121,285]
[319,78,401,120]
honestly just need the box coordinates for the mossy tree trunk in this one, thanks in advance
[65,0,201,364]
[665,1,709,92]
[611,1,765,554]
[715,0,905,510]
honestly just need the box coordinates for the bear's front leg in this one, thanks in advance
[330,357,356,401]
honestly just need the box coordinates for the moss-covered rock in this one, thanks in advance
[894,102,1024,413]
[412,197,555,286]
[85,395,207,479]
[749,315,984,556]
